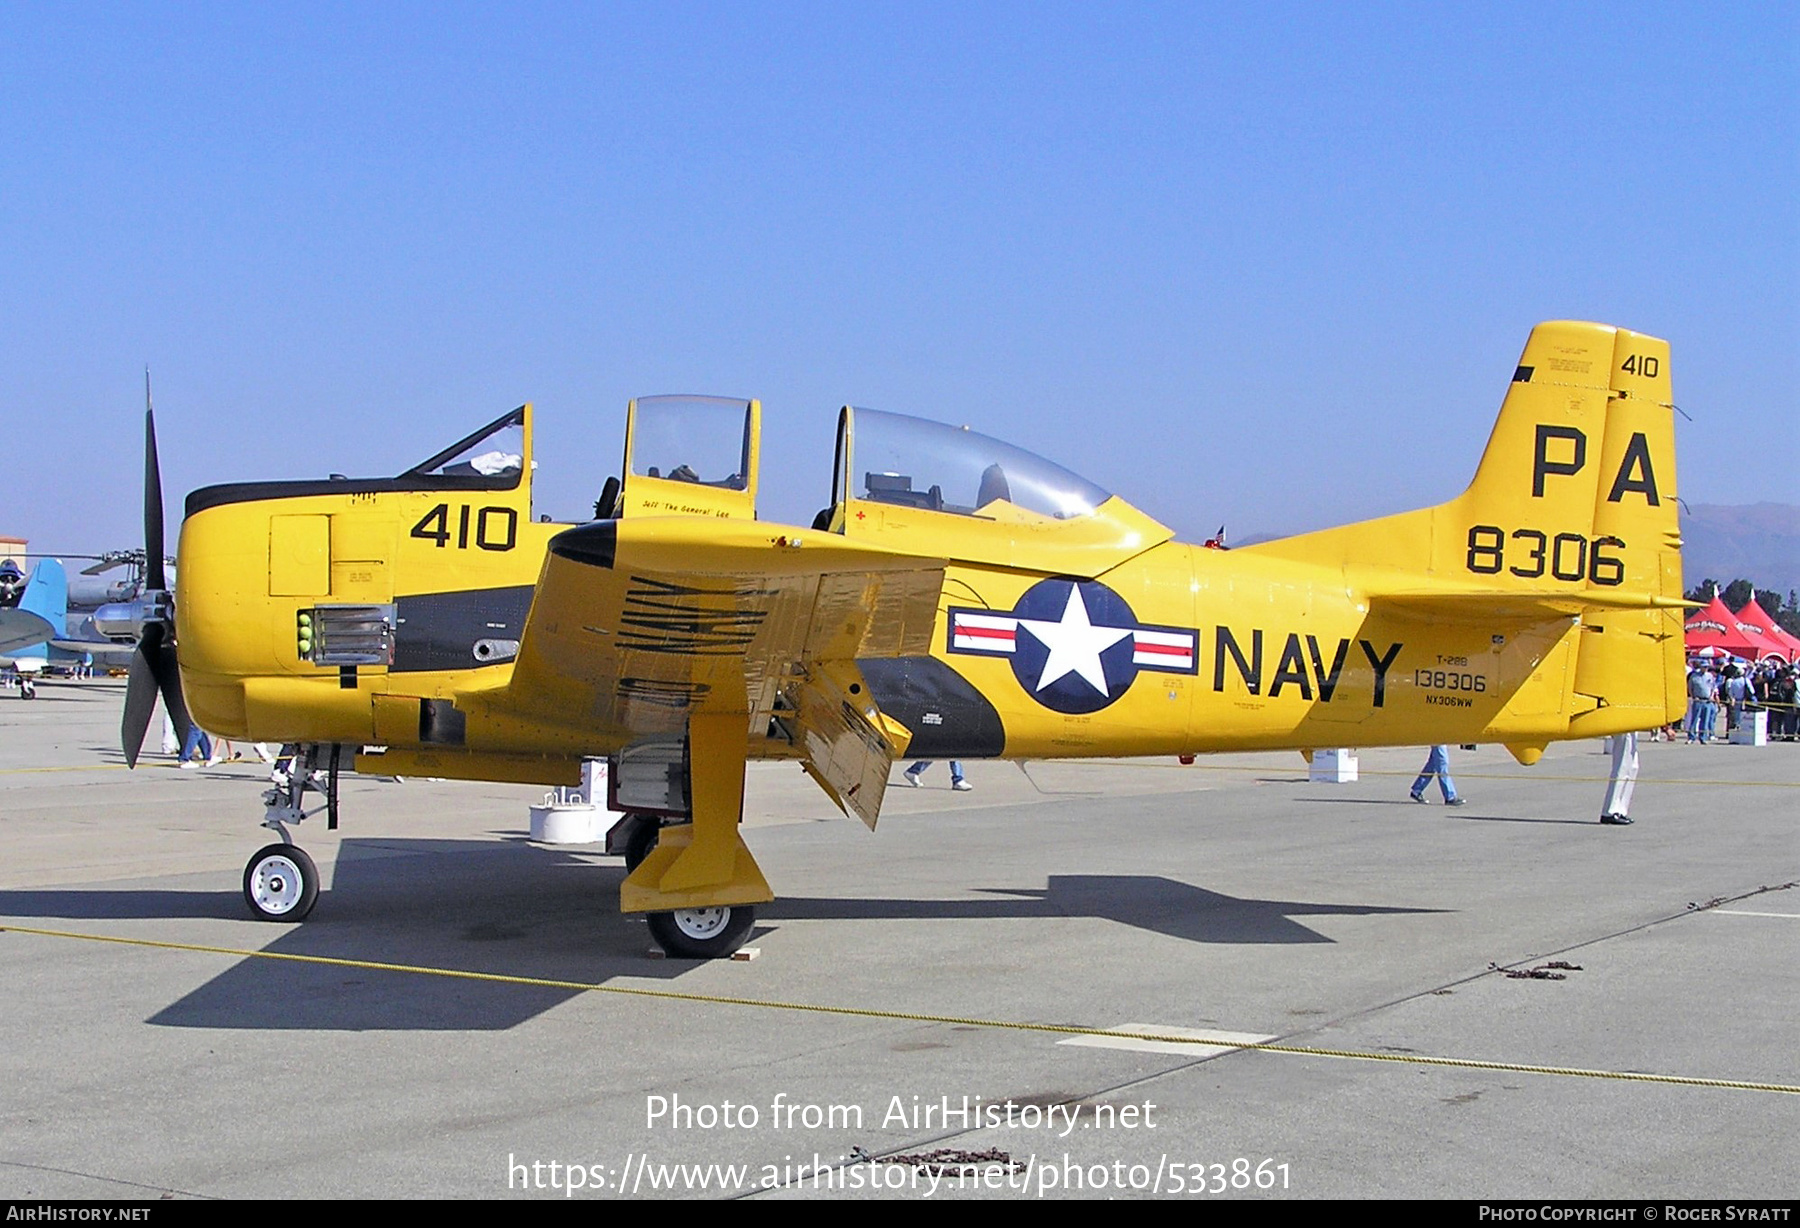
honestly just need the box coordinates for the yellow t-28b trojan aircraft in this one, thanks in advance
[129,321,1686,957]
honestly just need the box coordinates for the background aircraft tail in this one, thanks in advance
[1244,321,1685,732]
[0,559,69,665]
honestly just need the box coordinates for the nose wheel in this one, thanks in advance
[243,843,320,921]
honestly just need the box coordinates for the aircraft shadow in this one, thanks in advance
[1445,814,1597,827]
[0,889,243,921]
[0,838,688,1032]
[1298,797,1595,825]
[768,874,1442,946]
[0,847,1445,1031]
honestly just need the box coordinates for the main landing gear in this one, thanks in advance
[607,811,759,959]
[242,744,339,923]
[616,713,772,960]
[646,905,756,960]
[608,812,663,873]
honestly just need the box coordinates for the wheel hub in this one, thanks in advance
[252,856,305,914]
[671,907,730,940]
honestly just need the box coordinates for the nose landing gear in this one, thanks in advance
[244,843,320,921]
[241,744,339,923]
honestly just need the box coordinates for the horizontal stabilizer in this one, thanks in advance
[1378,588,1696,622]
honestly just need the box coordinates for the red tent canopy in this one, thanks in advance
[1684,594,1767,660]
[1732,597,1800,663]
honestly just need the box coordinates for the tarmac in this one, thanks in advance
[0,678,1795,1200]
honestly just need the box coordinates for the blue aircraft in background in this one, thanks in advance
[0,557,140,697]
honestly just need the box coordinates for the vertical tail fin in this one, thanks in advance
[14,560,69,661]
[1448,322,1676,596]
[1244,321,1685,731]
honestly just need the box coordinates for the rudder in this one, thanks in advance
[1568,328,1684,733]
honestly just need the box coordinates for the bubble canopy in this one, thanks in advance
[841,407,1111,521]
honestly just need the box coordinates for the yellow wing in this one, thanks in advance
[482,517,942,826]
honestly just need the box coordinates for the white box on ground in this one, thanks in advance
[528,759,623,843]
[1729,709,1768,747]
[529,803,604,844]
[1309,748,1358,783]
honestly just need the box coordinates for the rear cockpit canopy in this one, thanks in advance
[841,408,1111,522]
[832,406,1169,576]
[612,395,761,521]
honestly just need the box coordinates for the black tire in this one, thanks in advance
[647,905,755,959]
[621,814,660,872]
[243,843,319,922]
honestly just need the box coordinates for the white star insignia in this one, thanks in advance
[1016,585,1131,697]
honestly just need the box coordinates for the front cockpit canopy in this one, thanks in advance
[832,406,1168,575]
[403,407,527,488]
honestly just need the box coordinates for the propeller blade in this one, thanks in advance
[153,636,191,749]
[121,622,190,768]
[144,405,166,593]
[122,629,161,769]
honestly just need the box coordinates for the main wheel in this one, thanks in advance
[243,843,319,921]
[620,814,660,872]
[647,905,755,959]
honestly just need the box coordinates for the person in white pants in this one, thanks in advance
[1600,732,1639,826]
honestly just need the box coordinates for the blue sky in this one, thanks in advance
[3,3,1794,550]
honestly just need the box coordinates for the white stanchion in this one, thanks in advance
[1308,748,1358,783]
[528,759,624,843]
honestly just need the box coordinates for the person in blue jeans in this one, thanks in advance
[179,722,212,769]
[1409,745,1464,806]
[903,760,970,791]
[1685,667,1719,743]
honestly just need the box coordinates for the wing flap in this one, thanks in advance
[793,664,901,830]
